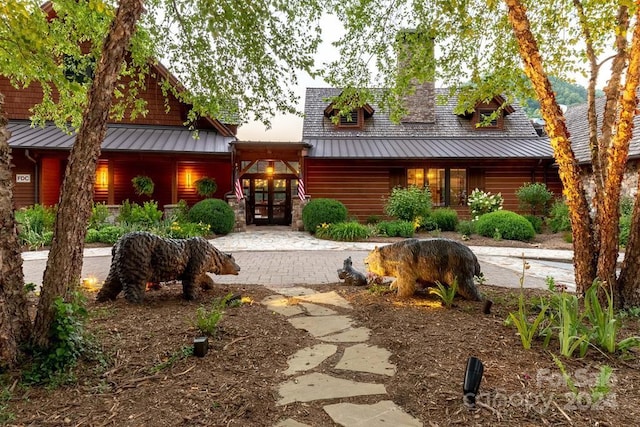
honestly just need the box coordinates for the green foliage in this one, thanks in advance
[620,196,634,216]
[166,221,212,238]
[193,294,234,336]
[0,385,15,423]
[619,213,631,247]
[467,189,503,220]
[523,214,543,234]
[23,293,90,385]
[366,215,381,224]
[475,210,535,242]
[322,221,371,241]
[523,77,591,117]
[85,228,101,243]
[169,199,191,223]
[548,199,571,233]
[584,281,619,353]
[456,220,475,237]
[187,198,235,235]
[384,186,432,222]
[428,208,458,231]
[15,204,57,249]
[555,290,589,358]
[516,182,553,215]
[131,175,155,197]
[302,198,348,234]
[429,279,458,308]
[96,225,128,244]
[194,177,217,197]
[89,202,110,229]
[375,220,415,237]
[149,346,194,374]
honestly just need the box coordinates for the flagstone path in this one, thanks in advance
[262,287,423,427]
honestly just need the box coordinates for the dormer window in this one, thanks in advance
[324,95,375,130]
[476,109,501,129]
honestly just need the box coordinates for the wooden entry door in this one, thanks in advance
[250,177,292,225]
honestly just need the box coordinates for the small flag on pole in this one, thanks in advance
[297,177,306,201]
[234,177,244,200]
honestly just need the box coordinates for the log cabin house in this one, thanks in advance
[5,7,561,227]
[300,84,563,221]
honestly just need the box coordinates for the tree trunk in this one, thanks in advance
[504,0,596,294]
[32,0,145,349]
[616,7,640,307]
[0,93,32,367]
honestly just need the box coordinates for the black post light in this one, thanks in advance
[463,356,484,408]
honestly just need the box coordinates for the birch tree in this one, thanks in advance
[327,0,640,307]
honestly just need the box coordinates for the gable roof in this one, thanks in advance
[302,87,552,159]
[8,121,234,154]
[565,96,640,164]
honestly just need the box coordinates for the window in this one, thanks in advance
[475,109,501,129]
[406,167,467,207]
[407,168,425,187]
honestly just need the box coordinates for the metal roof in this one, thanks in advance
[307,137,554,159]
[7,121,235,154]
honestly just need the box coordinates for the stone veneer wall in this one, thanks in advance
[291,197,308,231]
[227,196,247,232]
[581,161,639,203]
[401,81,436,124]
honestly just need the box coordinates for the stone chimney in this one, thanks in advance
[396,30,436,124]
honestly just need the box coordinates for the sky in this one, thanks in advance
[235,15,345,143]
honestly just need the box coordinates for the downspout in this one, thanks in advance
[25,149,39,204]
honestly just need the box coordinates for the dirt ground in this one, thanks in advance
[5,232,639,427]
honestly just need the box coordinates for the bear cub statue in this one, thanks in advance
[337,256,367,286]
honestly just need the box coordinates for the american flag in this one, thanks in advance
[297,177,306,201]
[234,177,244,200]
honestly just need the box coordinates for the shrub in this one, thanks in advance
[524,214,543,234]
[548,199,571,233]
[475,210,536,241]
[167,199,190,223]
[375,220,415,237]
[118,200,163,226]
[516,182,553,215]
[166,221,212,238]
[620,214,631,247]
[16,204,57,249]
[384,186,432,222]
[85,228,101,243]
[456,220,475,236]
[188,198,235,235]
[366,215,381,225]
[429,208,458,231]
[467,188,503,220]
[302,198,348,234]
[97,225,127,244]
[620,196,634,216]
[324,221,370,241]
[89,202,110,229]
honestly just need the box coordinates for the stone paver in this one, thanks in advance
[324,401,423,427]
[287,315,355,338]
[299,302,338,316]
[335,344,396,376]
[284,344,338,375]
[277,373,387,405]
[274,419,312,427]
[317,327,371,343]
[294,291,352,309]
[262,295,304,317]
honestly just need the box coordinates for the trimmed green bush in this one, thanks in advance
[97,226,127,244]
[516,182,553,215]
[548,199,571,233]
[620,215,631,247]
[375,220,415,238]
[429,208,458,231]
[456,220,475,236]
[384,186,432,222]
[325,221,370,241]
[188,198,235,235]
[302,198,348,234]
[475,210,536,241]
[85,229,101,243]
[524,214,543,234]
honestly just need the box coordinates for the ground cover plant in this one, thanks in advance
[3,279,639,426]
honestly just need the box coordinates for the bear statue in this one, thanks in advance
[96,231,240,303]
[364,238,483,300]
[337,256,367,286]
